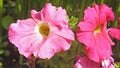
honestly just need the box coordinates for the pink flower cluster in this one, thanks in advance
[8,2,118,68]
[74,55,114,68]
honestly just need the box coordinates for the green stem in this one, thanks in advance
[28,0,30,17]
[28,56,36,68]
[79,0,86,20]
[115,41,120,57]
[19,55,23,68]
[16,0,22,19]
[0,0,3,20]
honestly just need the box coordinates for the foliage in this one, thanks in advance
[0,0,120,68]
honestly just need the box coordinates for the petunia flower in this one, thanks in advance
[118,17,120,23]
[108,27,120,40]
[76,3,114,62]
[8,3,74,59]
[102,57,115,68]
[74,55,101,68]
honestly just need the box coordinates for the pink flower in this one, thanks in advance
[8,3,74,59]
[74,55,101,68]
[109,27,120,40]
[102,57,114,68]
[76,3,114,62]
[118,17,120,23]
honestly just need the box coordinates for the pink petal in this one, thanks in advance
[101,23,114,46]
[8,18,43,58]
[84,6,98,26]
[78,21,95,31]
[84,3,114,25]
[51,25,74,41]
[49,7,68,28]
[108,27,120,40]
[85,46,100,62]
[35,34,70,59]
[31,3,68,28]
[31,10,44,21]
[118,17,120,23]
[102,30,115,46]
[74,55,101,68]
[76,31,94,47]
[99,4,114,24]
[31,3,56,22]
[9,18,36,47]
[40,3,56,22]
[85,33,113,62]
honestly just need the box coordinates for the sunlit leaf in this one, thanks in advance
[69,16,78,30]
[114,62,120,68]
[0,62,2,68]
[0,49,4,55]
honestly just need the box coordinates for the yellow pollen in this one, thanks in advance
[39,23,50,37]
[94,25,101,34]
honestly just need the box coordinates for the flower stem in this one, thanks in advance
[19,55,23,68]
[28,56,36,68]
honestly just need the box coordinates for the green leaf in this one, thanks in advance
[66,4,72,12]
[59,61,73,68]
[69,16,78,30]
[2,15,14,30]
[0,41,8,48]
[0,49,4,55]
[114,62,120,68]
[56,51,68,57]
[0,62,2,68]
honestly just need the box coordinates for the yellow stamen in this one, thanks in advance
[39,23,50,37]
[94,25,101,34]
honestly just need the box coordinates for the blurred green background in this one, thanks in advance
[0,0,120,68]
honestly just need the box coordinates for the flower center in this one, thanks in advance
[39,23,50,37]
[94,25,101,34]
